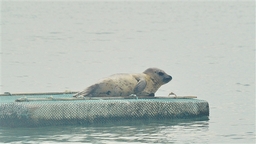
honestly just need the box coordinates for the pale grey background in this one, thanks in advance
[0,0,255,143]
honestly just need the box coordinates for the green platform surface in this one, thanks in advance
[0,93,209,127]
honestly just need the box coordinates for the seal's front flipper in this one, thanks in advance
[134,79,147,94]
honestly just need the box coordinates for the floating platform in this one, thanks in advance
[0,92,209,127]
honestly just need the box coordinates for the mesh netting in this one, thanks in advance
[0,94,209,127]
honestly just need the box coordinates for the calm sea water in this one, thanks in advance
[1,1,255,143]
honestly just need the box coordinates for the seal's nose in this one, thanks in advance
[168,75,172,81]
[164,75,172,83]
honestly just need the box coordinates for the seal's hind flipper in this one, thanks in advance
[134,79,147,94]
[73,84,99,97]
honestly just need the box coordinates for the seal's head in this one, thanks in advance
[143,68,172,85]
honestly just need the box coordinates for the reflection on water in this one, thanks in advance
[0,118,209,143]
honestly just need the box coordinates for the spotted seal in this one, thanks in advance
[73,68,172,97]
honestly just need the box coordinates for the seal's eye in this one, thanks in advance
[158,72,164,76]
